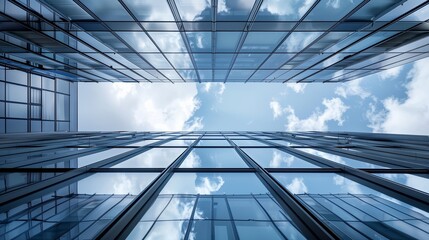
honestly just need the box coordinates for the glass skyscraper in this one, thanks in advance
[1,0,429,239]
[0,131,428,239]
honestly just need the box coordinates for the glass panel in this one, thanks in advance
[161,139,193,146]
[187,32,212,52]
[6,103,27,118]
[217,0,256,21]
[42,78,54,91]
[241,32,286,52]
[6,119,27,133]
[161,173,268,195]
[175,0,211,21]
[56,79,70,94]
[111,148,185,168]
[42,90,55,120]
[180,148,248,168]
[276,32,323,53]
[6,69,27,85]
[0,172,157,240]
[235,221,284,240]
[77,148,131,167]
[56,94,70,121]
[377,174,429,193]
[231,139,267,146]
[216,32,241,52]
[305,0,363,21]
[298,148,390,168]
[273,172,429,239]
[122,0,174,21]
[244,148,322,168]
[6,83,27,102]
[256,0,316,21]
[197,139,231,146]
[126,139,160,147]
[80,0,133,21]
[78,172,157,194]
[116,32,159,52]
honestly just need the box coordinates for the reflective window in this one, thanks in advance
[111,148,185,168]
[197,140,231,146]
[298,148,389,168]
[244,148,321,168]
[78,172,157,194]
[42,90,55,120]
[377,174,429,194]
[6,83,27,102]
[162,173,268,195]
[78,148,131,167]
[232,139,267,146]
[273,172,429,239]
[0,172,156,240]
[180,148,248,168]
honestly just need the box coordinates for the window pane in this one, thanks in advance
[161,173,268,195]
[77,148,131,167]
[244,148,321,168]
[56,94,70,121]
[6,103,27,118]
[197,140,230,146]
[273,173,429,239]
[180,148,248,168]
[0,172,156,240]
[6,69,27,85]
[377,174,429,193]
[42,91,55,120]
[6,83,27,102]
[111,148,185,168]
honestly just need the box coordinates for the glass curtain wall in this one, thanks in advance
[0,131,428,239]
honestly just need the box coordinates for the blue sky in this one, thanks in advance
[79,57,429,135]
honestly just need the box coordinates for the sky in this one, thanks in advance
[79,57,429,135]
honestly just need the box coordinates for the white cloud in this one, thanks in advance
[287,177,308,194]
[286,83,307,93]
[378,65,404,80]
[284,98,349,131]
[79,83,202,131]
[260,0,315,18]
[217,0,228,13]
[269,100,283,119]
[285,32,321,52]
[333,175,362,194]
[195,176,225,194]
[270,150,294,168]
[177,0,210,21]
[335,79,370,99]
[327,0,340,9]
[367,59,429,135]
[366,102,386,132]
[203,82,225,96]
[405,174,429,193]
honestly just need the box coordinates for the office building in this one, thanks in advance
[1,1,429,239]
[0,0,428,84]
[1,0,429,133]
[0,131,428,239]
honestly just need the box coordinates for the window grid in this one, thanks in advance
[0,131,428,239]
[0,1,428,83]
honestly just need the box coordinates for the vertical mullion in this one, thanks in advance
[183,195,200,239]
[224,196,240,240]
[252,193,288,239]
[96,133,203,239]
[224,134,338,239]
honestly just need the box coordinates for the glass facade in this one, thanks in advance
[0,131,428,239]
[0,0,428,83]
[0,66,78,133]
